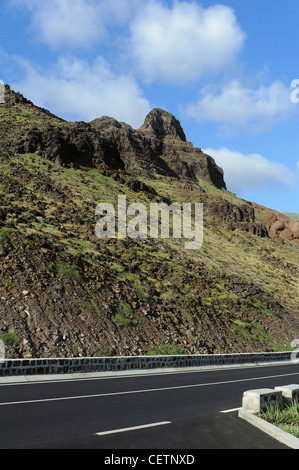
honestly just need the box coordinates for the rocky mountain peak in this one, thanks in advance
[3,84,33,107]
[3,84,65,122]
[138,108,187,142]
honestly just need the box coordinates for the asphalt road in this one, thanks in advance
[0,362,299,450]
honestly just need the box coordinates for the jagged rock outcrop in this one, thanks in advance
[89,108,227,188]
[89,115,170,177]
[138,107,187,141]
[137,108,227,189]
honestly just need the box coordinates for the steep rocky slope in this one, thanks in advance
[0,85,298,359]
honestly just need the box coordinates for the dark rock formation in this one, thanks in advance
[206,198,268,238]
[5,86,226,190]
[13,123,124,170]
[90,108,227,189]
[208,200,255,223]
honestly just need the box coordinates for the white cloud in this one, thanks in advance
[10,0,137,49]
[12,56,151,127]
[129,2,245,84]
[186,80,295,133]
[204,147,296,193]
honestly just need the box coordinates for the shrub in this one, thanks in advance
[0,230,12,256]
[119,301,133,318]
[52,264,81,281]
[0,331,21,348]
[114,314,132,328]
[146,344,187,356]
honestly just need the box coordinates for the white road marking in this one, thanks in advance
[0,370,299,407]
[220,407,241,413]
[95,421,171,436]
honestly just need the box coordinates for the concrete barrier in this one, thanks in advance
[0,351,292,377]
[239,384,299,449]
[242,388,283,413]
[274,384,299,406]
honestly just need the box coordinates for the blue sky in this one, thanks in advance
[0,0,299,213]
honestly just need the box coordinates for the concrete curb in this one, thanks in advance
[238,408,299,449]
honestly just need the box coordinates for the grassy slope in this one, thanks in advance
[283,213,299,222]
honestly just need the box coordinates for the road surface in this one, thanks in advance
[0,361,298,450]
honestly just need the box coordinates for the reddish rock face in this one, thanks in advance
[249,202,299,244]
